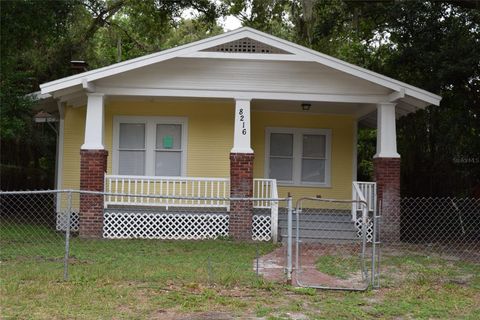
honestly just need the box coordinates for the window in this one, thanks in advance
[113,116,187,176]
[118,123,146,175]
[265,128,331,186]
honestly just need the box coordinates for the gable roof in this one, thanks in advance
[40,27,441,107]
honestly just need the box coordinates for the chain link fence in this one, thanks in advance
[380,197,480,262]
[1,190,478,289]
[0,190,285,285]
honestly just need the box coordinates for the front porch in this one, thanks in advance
[98,174,376,243]
[71,97,375,241]
[103,175,279,241]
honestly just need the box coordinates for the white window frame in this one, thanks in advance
[265,127,331,187]
[113,116,188,176]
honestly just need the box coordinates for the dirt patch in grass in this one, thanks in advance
[257,244,367,289]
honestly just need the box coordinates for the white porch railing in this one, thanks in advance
[104,175,279,242]
[104,175,230,208]
[352,181,377,222]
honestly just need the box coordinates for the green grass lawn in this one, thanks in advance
[1,223,479,319]
[315,254,360,279]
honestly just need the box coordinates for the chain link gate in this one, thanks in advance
[286,196,378,290]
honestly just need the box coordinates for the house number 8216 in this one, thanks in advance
[239,108,247,135]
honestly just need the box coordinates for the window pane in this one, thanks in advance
[269,158,293,181]
[119,123,145,149]
[156,124,182,149]
[119,151,145,175]
[270,133,293,156]
[303,135,326,158]
[301,159,325,183]
[156,151,181,176]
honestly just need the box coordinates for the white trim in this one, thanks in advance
[82,79,95,93]
[231,99,253,153]
[96,86,392,104]
[388,88,405,102]
[40,27,441,107]
[374,103,400,158]
[265,127,332,187]
[55,103,65,212]
[180,51,309,61]
[81,93,105,150]
[112,116,188,176]
[352,121,358,181]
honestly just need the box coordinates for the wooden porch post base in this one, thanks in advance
[229,153,254,241]
[79,149,108,238]
[373,157,401,242]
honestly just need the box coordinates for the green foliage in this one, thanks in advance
[225,0,294,39]
[357,128,376,181]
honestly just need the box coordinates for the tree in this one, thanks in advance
[0,0,223,189]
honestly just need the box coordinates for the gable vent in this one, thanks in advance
[203,38,290,54]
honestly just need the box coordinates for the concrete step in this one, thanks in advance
[277,211,359,243]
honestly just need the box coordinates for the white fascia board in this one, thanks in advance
[242,27,442,106]
[97,86,391,104]
[40,28,259,95]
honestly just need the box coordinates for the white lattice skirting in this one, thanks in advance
[355,217,374,243]
[56,210,80,232]
[103,211,272,241]
[252,215,271,241]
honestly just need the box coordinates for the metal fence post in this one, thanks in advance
[372,199,382,288]
[63,191,72,281]
[286,195,293,284]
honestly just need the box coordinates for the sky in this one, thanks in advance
[218,15,243,31]
[181,5,243,32]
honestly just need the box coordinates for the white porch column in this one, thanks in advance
[81,93,105,150]
[374,102,400,158]
[231,98,253,153]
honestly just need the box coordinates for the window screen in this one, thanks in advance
[156,124,182,150]
[118,123,145,175]
[155,124,182,176]
[269,133,293,181]
[301,134,326,183]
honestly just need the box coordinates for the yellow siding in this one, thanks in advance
[61,101,354,203]
[62,106,86,190]
[251,111,354,201]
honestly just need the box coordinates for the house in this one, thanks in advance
[38,27,441,241]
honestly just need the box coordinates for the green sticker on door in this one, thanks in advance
[163,135,173,149]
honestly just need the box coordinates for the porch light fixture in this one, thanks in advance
[34,110,58,134]
[34,111,57,123]
[301,103,311,111]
